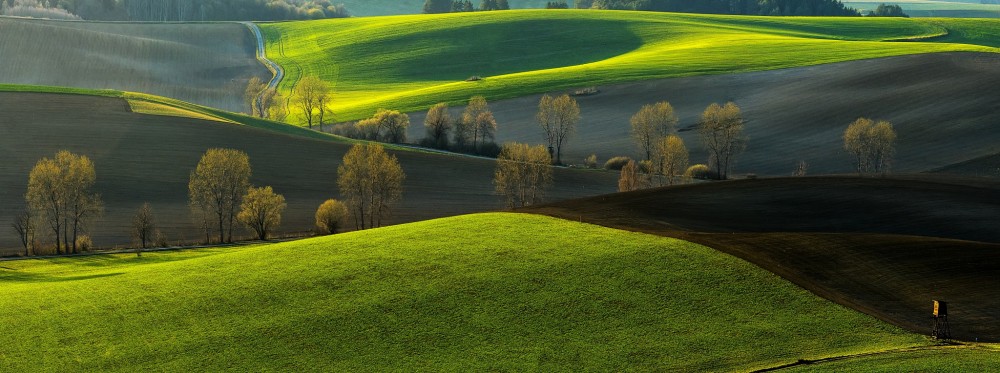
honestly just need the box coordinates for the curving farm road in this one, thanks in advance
[243,22,284,115]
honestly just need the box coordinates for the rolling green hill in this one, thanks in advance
[338,0,557,16]
[0,213,930,371]
[259,9,1000,121]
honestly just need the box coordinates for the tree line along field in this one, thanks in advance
[0,90,617,253]
[259,9,1000,122]
[0,213,940,371]
[0,17,268,113]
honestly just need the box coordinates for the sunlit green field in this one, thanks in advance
[0,213,928,371]
[259,9,1000,121]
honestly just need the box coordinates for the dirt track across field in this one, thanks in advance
[526,176,1000,342]
[0,17,268,113]
[409,52,1000,177]
[0,92,618,253]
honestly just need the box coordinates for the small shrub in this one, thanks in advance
[75,235,93,252]
[685,164,712,179]
[154,230,169,248]
[572,87,600,96]
[465,76,482,82]
[604,156,632,171]
[584,154,598,169]
[793,160,808,177]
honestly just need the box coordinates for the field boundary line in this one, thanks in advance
[751,343,975,372]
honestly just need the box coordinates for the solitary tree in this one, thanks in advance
[293,75,331,128]
[631,102,678,161]
[131,203,156,256]
[424,102,452,149]
[843,118,896,176]
[337,144,405,229]
[25,150,102,254]
[238,186,286,240]
[315,199,349,235]
[459,96,493,151]
[698,102,746,180]
[189,148,251,243]
[494,143,553,208]
[244,76,267,117]
[618,159,644,192]
[537,94,580,165]
[11,208,34,256]
[654,134,689,186]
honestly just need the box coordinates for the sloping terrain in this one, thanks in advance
[0,91,617,253]
[338,0,555,16]
[0,17,268,113]
[408,52,1000,176]
[527,176,1000,342]
[0,213,928,371]
[260,10,999,121]
[845,0,1000,18]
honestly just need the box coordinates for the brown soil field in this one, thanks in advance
[0,18,268,113]
[409,52,1000,177]
[0,92,618,254]
[526,176,1000,342]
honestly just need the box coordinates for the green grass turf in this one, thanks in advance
[0,213,928,371]
[258,9,1000,122]
[784,345,1000,372]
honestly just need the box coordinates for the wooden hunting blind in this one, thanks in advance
[931,300,951,339]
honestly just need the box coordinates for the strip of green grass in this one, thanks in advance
[784,345,1000,372]
[0,213,928,371]
[259,10,999,122]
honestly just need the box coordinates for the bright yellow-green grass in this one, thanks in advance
[785,344,1000,371]
[0,213,930,371]
[259,9,1000,121]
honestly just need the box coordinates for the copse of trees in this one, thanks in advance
[843,117,896,176]
[293,75,332,129]
[423,0,508,13]
[189,148,251,244]
[537,94,580,165]
[456,96,498,155]
[245,77,285,121]
[867,3,907,17]
[546,1,569,9]
[631,101,678,161]
[0,0,350,21]
[698,102,746,180]
[423,103,453,150]
[653,134,689,186]
[583,0,861,16]
[357,109,410,143]
[25,150,102,254]
[494,143,553,208]
[337,144,405,230]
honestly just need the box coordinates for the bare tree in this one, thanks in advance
[844,118,896,176]
[131,203,155,256]
[537,94,580,165]
[698,102,746,180]
[494,143,553,208]
[189,148,251,243]
[244,76,267,117]
[293,75,330,128]
[337,144,405,229]
[653,134,689,186]
[315,199,348,235]
[631,102,678,161]
[11,208,34,256]
[461,96,492,151]
[793,160,808,177]
[618,159,645,192]
[25,150,101,254]
[424,103,452,149]
[238,186,286,240]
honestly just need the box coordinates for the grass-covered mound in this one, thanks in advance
[259,9,1000,121]
[0,213,926,371]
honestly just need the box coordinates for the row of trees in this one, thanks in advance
[423,0,510,13]
[11,143,405,255]
[420,96,499,155]
[575,0,862,16]
[1,0,349,21]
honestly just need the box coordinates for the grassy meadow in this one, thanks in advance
[785,345,1000,371]
[259,9,1000,121]
[0,213,929,371]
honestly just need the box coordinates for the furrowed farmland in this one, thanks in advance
[1,4,999,371]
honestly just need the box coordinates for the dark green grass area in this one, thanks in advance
[0,213,926,371]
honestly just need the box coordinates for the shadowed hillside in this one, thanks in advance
[527,176,1000,342]
[0,91,617,253]
[0,18,268,113]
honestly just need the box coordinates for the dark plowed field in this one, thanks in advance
[410,52,1000,177]
[527,176,1000,342]
[0,18,267,113]
[0,92,617,253]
